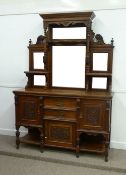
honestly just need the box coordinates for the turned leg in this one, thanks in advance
[76,136,80,158]
[105,141,109,162]
[104,134,109,162]
[16,125,20,149]
[39,128,44,153]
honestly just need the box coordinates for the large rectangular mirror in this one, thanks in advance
[53,27,86,39]
[52,46,86,88]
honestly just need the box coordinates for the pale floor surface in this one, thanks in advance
[0,155,124,175]
[0,135,126,174]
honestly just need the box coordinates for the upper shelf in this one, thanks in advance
[24,71,48,75]
[48,39,87,45]
[86,72,112,77]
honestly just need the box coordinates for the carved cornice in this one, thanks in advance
[44,20,88,28]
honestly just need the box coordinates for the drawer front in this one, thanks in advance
[44,97,76,108]
[44,109,76,120]
[44,121,76,148]
[79,100,107,131]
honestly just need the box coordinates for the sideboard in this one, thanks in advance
[13,11,114,161]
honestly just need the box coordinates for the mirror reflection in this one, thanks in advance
[34,75,45,86]
[53,27,86,39]
[92,77,107,89]
[52,46,86,88]
[93,53,108,71]
[33,52,44,69]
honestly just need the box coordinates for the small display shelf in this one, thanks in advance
[20,133,40,145]
[48,39,86,45]
[79,133,105,153]
[86,72,112,77]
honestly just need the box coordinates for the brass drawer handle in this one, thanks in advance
[56,101,64,107]
[58,111,64,118]
[80,114,83,118]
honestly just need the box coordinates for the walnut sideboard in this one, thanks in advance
[13,11,114,161]
[13,88,112,161]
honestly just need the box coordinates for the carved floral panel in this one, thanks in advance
[50,126,70,141]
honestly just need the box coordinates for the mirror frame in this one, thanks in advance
[92,53,108,72]
[91,46,113,73]
[24,12,114,91]
[28,45,45,71]
[47,23,87,89]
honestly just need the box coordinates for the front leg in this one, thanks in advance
[76,137,80,158]
[105,141,109,162]
[16,125,20,149]
[39,128,44,153]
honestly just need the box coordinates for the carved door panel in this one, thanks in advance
[44,121,76,148]
[79,100,106,131]
[16,95,43,125]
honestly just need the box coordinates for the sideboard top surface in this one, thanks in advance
[13,88,112,99]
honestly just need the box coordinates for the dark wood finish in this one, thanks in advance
[13,88,112,161]
[13,12,114,161]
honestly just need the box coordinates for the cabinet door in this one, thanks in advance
[15,95,42,125]
[44,121,76,148]
[79,99,108,131]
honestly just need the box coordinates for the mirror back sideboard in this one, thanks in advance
[13,12,114,161]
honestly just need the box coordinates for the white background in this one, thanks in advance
[0,0,126,149]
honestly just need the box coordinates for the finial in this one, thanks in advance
[111,38,114,46]
[29,39,32,45]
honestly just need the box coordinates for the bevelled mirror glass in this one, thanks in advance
[93,53,108,71]
[34,75,45,86]
[52,46,86,88]
[92,77,107,89]
[33,52,44,69]
[53,27,86,39]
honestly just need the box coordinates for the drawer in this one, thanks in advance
[44,109,76,120]
[44,97,77,108]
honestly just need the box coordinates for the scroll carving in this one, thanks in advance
[94,34,105,44]
[36,35,46,45]
[45,21,87,28]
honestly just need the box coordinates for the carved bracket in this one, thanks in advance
[36,35,46,45]
[94,34,105,44]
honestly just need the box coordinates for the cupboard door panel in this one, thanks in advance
[44,121,76,148]
[16,96,42,125]
[80,100,106,131]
